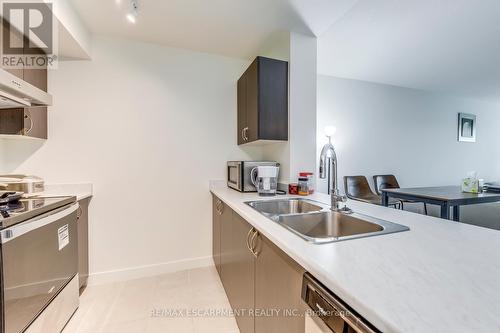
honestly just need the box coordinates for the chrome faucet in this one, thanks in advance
[319,134,352,213]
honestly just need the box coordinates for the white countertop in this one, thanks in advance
[40,183,93,201]
[210,181,500,333]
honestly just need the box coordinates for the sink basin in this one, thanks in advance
[279,211,382,238]
[246,199,324,216]
[246,198,409,243]
[278,211,409,243]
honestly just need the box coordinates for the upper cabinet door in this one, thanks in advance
[24,108,47,139]
[258,57,288,141]
[237,56,288,145]
[245,59,258,143]
[23,46,48,92]
[1,21,48,91]
[23,68,48,92]
[237,75,247,145]
[0,108,47,139]
[1,21,24,79]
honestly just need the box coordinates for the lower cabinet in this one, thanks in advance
[77,197,91,291]
[212,196,222,274]
[212,194,305,333]
[254,234,306,333]
[221,212,255,333]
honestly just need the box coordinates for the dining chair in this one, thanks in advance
[373,174,428,215]
[344,175,400,208]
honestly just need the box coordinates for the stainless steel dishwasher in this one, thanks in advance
[301,273,380,333]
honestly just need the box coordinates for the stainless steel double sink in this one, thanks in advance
[246,198,409,244]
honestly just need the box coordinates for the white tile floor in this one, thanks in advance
[63,266,240,333]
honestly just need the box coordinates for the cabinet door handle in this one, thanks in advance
[219,201,224,215]
[24,111,34,135]
[216,200,223,215]
[250,229,259,258]
[244,127,249,141]
[246,228,254,254]
[77,204,83,219]
[241,128,246,141]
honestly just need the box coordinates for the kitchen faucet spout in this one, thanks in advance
[319,136,352,213]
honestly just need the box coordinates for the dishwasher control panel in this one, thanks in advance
[301,273,380,333]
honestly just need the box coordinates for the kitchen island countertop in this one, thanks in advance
[210,180,500,333]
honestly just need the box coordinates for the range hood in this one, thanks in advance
[0,69,52,109]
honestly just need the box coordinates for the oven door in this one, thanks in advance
[227,162,242,191]
[1,203,78,333]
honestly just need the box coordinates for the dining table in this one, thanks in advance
[381,186,500,221]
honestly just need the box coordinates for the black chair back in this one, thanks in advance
[373,174,400,195]
[344,176,377,201]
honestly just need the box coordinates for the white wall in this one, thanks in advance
[260,32,318,184]
[0,37,263,281]
[259,32,292,183]
[289,33,317,181]
[51,0,92,59]
[317,75,500,229]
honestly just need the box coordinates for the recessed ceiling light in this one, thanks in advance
[127,0,139,24]
[126,13,136,23]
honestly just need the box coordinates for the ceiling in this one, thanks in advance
[318,0,500,101]
[71,0,500,100]
[69,0,355,59]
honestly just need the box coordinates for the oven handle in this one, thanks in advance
[1,203,79,243]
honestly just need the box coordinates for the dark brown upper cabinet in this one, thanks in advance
[23,42,49,92]
[1,21,24,79]
[0,65,48,139]
[0,23,48,91]
[0,107,47,139]
[0,33,48,140]
[23,68,48,92]
[237,56,288,145]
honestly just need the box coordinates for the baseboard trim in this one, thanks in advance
[87,256,213,285]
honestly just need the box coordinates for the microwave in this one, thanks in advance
[227,161,279,192]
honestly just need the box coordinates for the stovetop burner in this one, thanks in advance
[0,200,25,218]
[0,191,23,206]
[0,196,76,230]
[0,200,25,214]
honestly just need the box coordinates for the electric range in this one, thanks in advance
[0,192,79,333]
[0,194,76,230]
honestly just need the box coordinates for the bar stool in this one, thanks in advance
[344,175,401,208]
[373,174,428,215]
